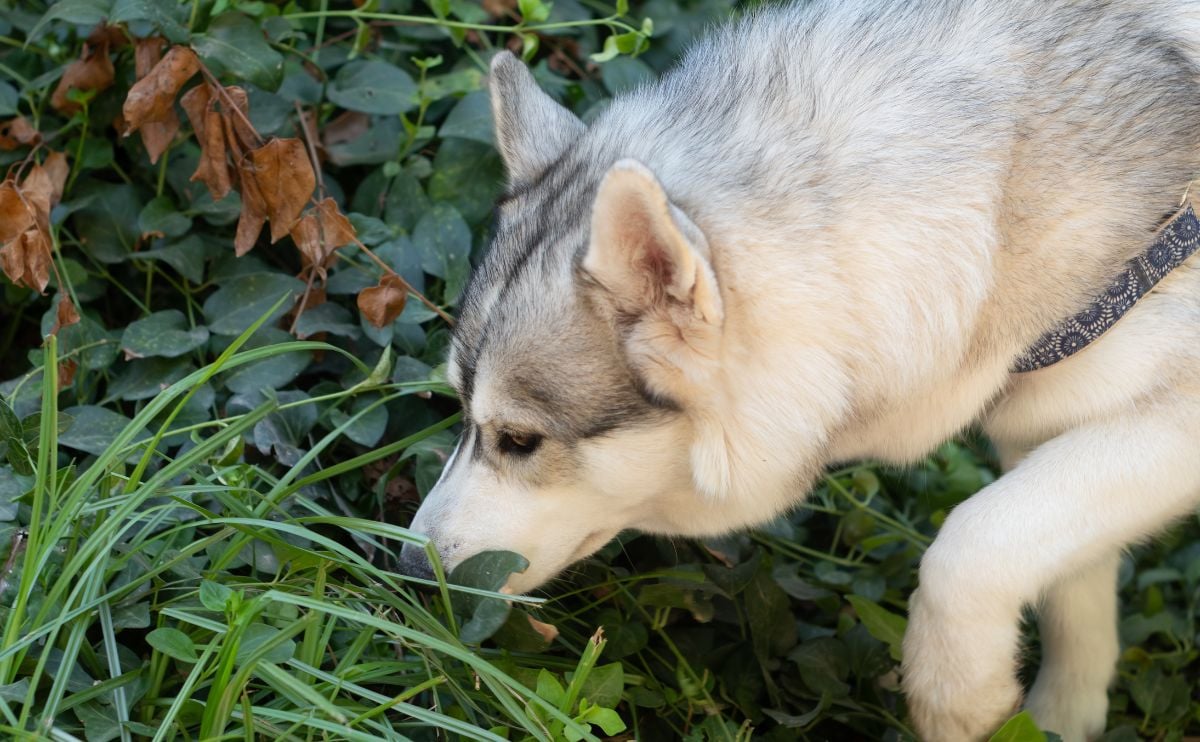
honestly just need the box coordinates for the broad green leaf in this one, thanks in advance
[412,202,471,302]
[202,273,305,335]
[845,595,907,662]
[138,196,192,240]
[535,669,566,708]
[199,580,234,612]
[192,12,284,90]
[29,0,114,39]
[147,627,199,662]
[0,82,18,117]
[58,406,134,457]
[576,704,625,736]
[576,663,622,710]
[110,0,189,42]
[988,711,1047,742]
[328,394,388,447]
[121,310,209,359]
[438,90,494,145]
[0,465,23,521]
[131,235,210,284]
[328,60,418,115]
[788,638,850,697]
[293,303,361,339]
[451,550,530,644]
[235,623,296,665]
[105,357,195,402]
[427,138,505,224]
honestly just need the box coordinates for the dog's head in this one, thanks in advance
[399,53,804,592]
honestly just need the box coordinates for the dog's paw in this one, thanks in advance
[1025,677,1108,742]
[901,588,1023,742]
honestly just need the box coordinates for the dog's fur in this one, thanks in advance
[399,1,1200,738]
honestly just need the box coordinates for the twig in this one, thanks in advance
[195,62,264,149]
[351,236,456,327]
[293,101,326,200]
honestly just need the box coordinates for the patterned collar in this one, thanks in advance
[1013,203,1200,372]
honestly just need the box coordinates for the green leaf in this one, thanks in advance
[988,711,1047,742]
[535,669,566,708]
[110,0,190,42]
[0,82,18,118]
[192,12,284,90]
[328,60,418,115]
[788,638,850,697]
[427,138,504,224]
[29,0,114,39]
[202,273,305,335]
[58,406,134,457]
[147,627,199,663]
[518,0,552,23]
[576,704,625,736]
[412,202,471,303]
[122,310,210,359]
[438,91,494,146]
[845,595,907,662]
[105,357,195,402]
[138,196,192,240]
[329,394,388,447]
[236,623,296,665]
[576,662,623,709]
[199,580,234,612]
[451,550,530,644]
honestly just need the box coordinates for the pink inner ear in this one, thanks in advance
[637,237,675,291]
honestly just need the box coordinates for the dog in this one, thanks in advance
[398,1,1200,738]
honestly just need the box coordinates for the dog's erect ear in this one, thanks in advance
[583,159,722,324]
[489,52,585,185]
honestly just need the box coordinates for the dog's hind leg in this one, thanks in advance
[902,403,1200,742]
[1024,554,1120,742]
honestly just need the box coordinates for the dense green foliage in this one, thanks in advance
[1,0,1198,739]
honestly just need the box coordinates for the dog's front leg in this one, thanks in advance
[901,406,1200,742]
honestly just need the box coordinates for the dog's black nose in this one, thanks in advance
[398,542,436,581]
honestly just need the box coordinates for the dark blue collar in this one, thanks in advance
[1014,203,1200,372]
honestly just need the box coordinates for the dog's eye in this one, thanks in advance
[498,431,542,456]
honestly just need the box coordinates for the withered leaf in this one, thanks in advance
[191,106,232,201]
[247,138,316,242]
[51,295,81,335]
[87,24,129,50]
[0,227,52,293]
[357,273,407,327]
[217,86,258,153]
[315,198,356,248]
[124,43,197,131]
[0,181,33,243]
[20,165,55,231]
[43,151,69,206]
[234,154,268,256]
[125,40,193,163]
[322,111,368,149]
[51,42,115,115]
[0,118,41,151]
[58,359,78,388]
[179,83,213,139]
[289,214,322,267]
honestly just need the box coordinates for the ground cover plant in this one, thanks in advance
[1,0,1199,739]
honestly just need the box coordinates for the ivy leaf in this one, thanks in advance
[138,196,192,239]
[845,595,907,662]
[29,0,115,40]
[412,203,471,303]
[192,13,284,91]
[438,91,494,146]
[58,406,133,457]
[201,273,304,335]
[328,61,418,115]
[988,711,1047,742]
[146,628,198,663]
[121,310,209,359]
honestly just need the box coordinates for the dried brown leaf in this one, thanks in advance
[0,181,33,244]
[51,42,115,115]
[51,295,81,335]
[234,154,268,256]
[0,118,41,151]
[247,138,316,242]
[57,358,78,388]
[322,111,369,149]
[1,227,52,293]
[191,107,232,201]
[87,24,128,49]
[20,165,55,231]
[123,44,197,132]
[218,86,258,152]
[123,44,197,163]
[357,273,407,327]
[43,151,69,206]
[315,198,356,248]
[179,83,213,139]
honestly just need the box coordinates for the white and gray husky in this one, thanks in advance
[399,0,1200,738]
